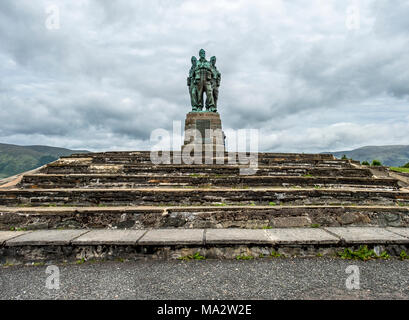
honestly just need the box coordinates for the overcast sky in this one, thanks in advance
[1,0,408,152]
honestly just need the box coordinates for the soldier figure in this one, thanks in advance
[207,56,221,112]
[187,56,198,110]
[193,49,215,111]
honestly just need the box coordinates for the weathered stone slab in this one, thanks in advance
[138,229,204,245]
[1,188,407,207]
[266,228,339,244]
[205,229,271,244]
[386,227,409,239]
[324,227,409,244]
[271,216,312,228]
[72,230,146,245]
[5,230,89,246]
[0,231,30,245]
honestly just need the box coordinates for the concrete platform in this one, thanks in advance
[1,227,409,263]
[386,227,409,239]
[5,229,89,246]
[324,227,409,244]
[72,230,146,245]
[138,229,205,245]
[206,229,271,244]
[0,231,29,245]
[1,227,408,247]
[266,228,339,244]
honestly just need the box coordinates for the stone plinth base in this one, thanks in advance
[182,112,225,154]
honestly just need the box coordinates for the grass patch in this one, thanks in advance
[9,226,27,231]
[230,185,250,189]
[400,250,409,260]
[303,174,313,177]
[198,184,213,189]
[212,174,231,178]
[212,202,227,206]
[189,173,202,178]
[270,250,284,258]
[397,202,409,207]
[178,252,206,261]
[262,226,272,229]
[2,262,14,267]
[268,202,277,206]
[399,250,409,260]
[390,167,409,173]
[16,203,31,207]
[236,254,254,260]
[310,224,321,228]
[338,245,389,261]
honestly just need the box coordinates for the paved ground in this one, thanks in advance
[1,258,408,300]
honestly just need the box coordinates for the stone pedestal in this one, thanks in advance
[182,112,225,155]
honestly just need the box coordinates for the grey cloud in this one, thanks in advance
[0,0,408,152]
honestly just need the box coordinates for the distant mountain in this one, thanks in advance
[325,145,409,167]
[0,143,89,179]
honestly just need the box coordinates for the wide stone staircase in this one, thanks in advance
[1,151,409,263]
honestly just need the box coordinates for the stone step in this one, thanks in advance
[0,188,408,206]
[41,163,370,176]
[89,158,354,167]
[1,227,409,263]
[58,153,352,167]
[19,174,398,189]
[65,151,337,161]
[0,205,408,230]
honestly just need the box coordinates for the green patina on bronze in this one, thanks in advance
[187,49,221,113]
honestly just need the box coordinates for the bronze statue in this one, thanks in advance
[188,49,221,112]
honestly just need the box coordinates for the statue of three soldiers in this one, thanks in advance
[187,49,221,112]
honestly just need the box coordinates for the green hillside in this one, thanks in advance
[0,143,89,179]
[327,145,409,167]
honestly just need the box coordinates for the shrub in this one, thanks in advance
[338,245,389,261]
[402,162,409,168]
[341,155,348,160]
[361,161,370,166]
[371,160,382,166]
